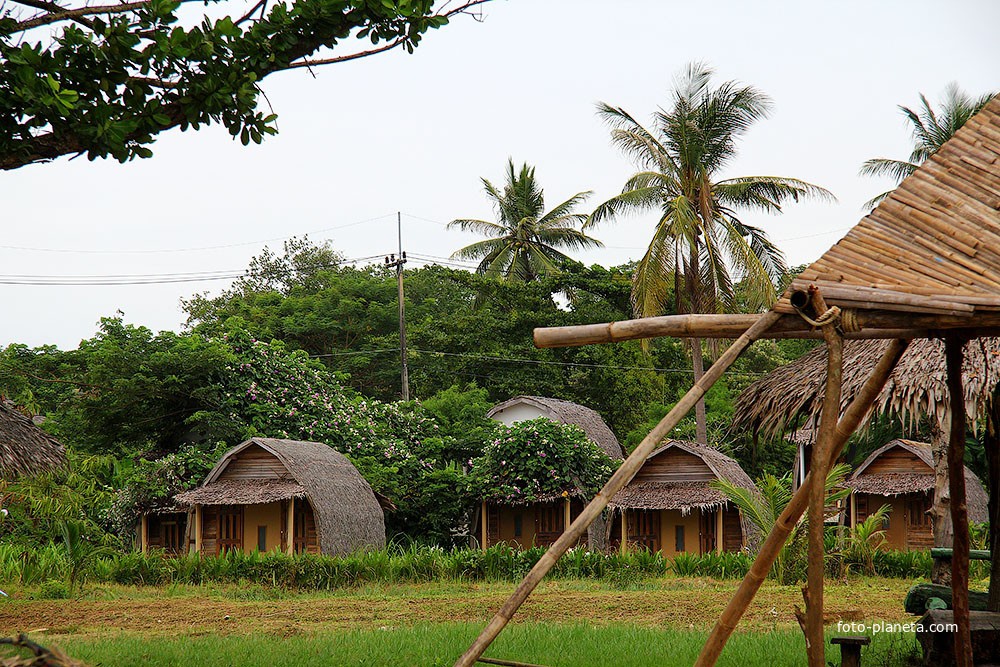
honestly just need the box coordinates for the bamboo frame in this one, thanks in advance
[452,311,784,667]
[805,290,844,667]
[716,508,723,555]
[945,336,972,666]
[140,514,149,554]
[194,505,202,555]
[695,339,910,667]
[620,510,628,555]
[532,311,1000,349]
[286,498,295,556]
[481,501,488,551]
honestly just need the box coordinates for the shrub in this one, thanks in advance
[36,579,70,600]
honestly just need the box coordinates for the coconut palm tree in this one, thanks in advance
[449,160,602,281]
[588,62,833,443]
[860,84,995,208]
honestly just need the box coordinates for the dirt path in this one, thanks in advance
[0,578,913,638]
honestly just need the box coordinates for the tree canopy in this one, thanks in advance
[0,0,488,169]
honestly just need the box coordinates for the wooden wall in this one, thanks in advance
[146,512,187,554]
[723,507,742,552]
[865,446,931,475]
[218,445,289,481]
[632,448,714,483]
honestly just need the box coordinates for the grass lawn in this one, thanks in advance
[0,577,922,666]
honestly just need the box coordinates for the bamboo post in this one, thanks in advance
[716,508,723,554]
[695,338,910,667]
[287,499,295,555]
[806,290,844,667]
[140,514,149,554]
[453,310,784,667]
[481,501,488,551]
[563,497,571,541]
[945,336,972,667]
[620,510,628,555]
[194,505,203,555]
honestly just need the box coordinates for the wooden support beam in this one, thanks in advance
[563,497,571,542]
[286,498,295,556]
[481,501,488,552]
[946,335,972,667]
[140,514,149,554]
[806,290,844,667]
[716,508,723,555]
[533,312,1000,348]
[194,505,202,555]
[620,510,628,555]
[453,310,784,667]
[695,338,910,667]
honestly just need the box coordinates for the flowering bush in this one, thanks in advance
[469,418,614,503]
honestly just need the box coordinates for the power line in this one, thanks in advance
[0,213,397,255]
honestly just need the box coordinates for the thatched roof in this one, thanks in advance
[774,95,1000,319]
[0,400,66,479]
[487,395,624,460]
[733,338,1000,438]
[845,439,988,523]
[609,440,757,513]
[175,479,307,505]
[178,438,385,555]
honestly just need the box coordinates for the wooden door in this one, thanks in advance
[906,493,933,550]
[217,505,243,554]
[534,502,564,546]
[700,510,717,554]
[627,510,660,552]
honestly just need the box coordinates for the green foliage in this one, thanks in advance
[1,1,478,169]
[36,579,70,600]
[713,464,850,584]
[58,519,116,594]
[469,418,614,503]
[842,504,891,576]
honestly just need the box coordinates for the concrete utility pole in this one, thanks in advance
[384,212,409,400]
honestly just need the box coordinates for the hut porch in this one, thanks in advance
[480,497,585,550]
[608,505,743,556]
[193,497,319,555]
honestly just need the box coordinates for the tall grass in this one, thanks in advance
[0,542,939,591]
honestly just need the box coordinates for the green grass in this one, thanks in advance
[42,624,920,667]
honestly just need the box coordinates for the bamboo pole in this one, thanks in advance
[452,310,784,667]
[695,338,910,667]
[481,501,488,551]
[620,510,628,555]
[532,312,1000,349]
[945,336,972,667]
[805,290,844,667]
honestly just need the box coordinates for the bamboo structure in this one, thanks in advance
[452,310,783,667]
[694,339,909,667]
[946,337,972,666]
[804,290,843,667]
[456,97,1000,666]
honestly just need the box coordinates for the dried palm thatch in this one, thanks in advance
[487,396,624,460]
[179,438,385,555]
[733,337,1000,439]
[844,439,988,522]
[0,401,66,479]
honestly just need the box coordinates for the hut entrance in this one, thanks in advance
[292,498,318,554]
[626,510,660,552]
[217,505,243,553]
[534,501,564,546]
[148,513,186,555]
[700,510,717,553]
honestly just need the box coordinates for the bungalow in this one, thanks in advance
[479,396,624,550]
[146,437,385,556]
[845,439,988,551]
[609,440,757,555]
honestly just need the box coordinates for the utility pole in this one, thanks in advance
[385,212,409,400]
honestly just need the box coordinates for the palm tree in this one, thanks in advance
[449,160,602,281]
[588,62,833,443]
[860,84,995,208]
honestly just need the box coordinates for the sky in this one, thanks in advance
[2,0,998,349]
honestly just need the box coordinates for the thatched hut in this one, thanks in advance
[0,400,66,479]
[487,396,624,460]
[607,440,757,555]
[167,438,385,556]
[846,439,988,551]
[477,396,622,551]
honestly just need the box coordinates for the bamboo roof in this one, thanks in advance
[732,337,1000,438]
[0,400,66,479]
[844,439,988,522]
[776,95,1000,319]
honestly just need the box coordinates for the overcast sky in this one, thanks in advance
[3,0,998,349]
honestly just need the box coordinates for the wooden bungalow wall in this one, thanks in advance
[199,500,319,555]
[632,448,714,483]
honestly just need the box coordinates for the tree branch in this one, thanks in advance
[13,0,199,32]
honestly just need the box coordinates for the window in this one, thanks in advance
[513,514,522,537]
[257,525,267,552]
[675,525,685,552]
